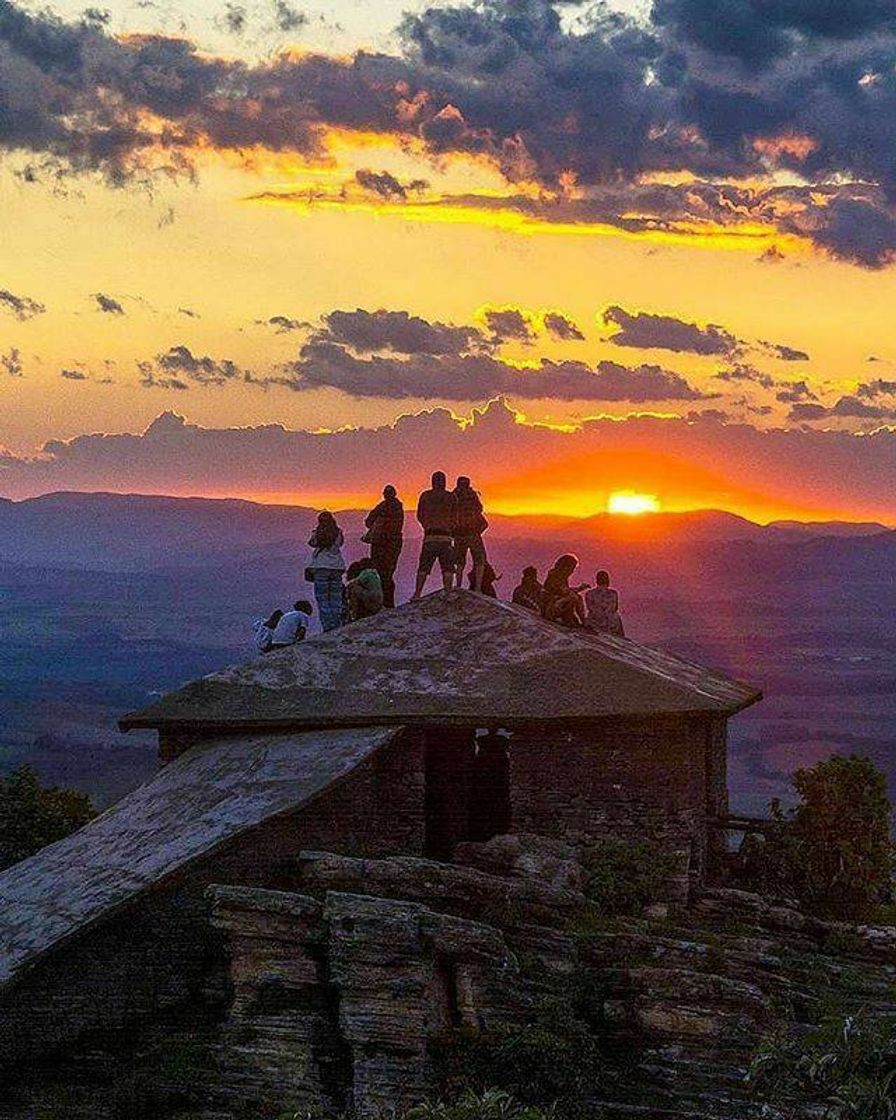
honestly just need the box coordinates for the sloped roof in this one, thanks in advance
[0,726,396,988]
[121,591,760,732]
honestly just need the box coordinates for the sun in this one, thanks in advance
[607,491,661,516]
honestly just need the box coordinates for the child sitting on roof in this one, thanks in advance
[584,571,625,637]
[270,600,314,648]
[467,560,501,598]
[345,558,384,622]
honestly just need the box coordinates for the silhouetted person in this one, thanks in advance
[253,609,283,653]
[270,600,313,647]
[413,471,457,598]
[542,554,587,626]
[364,484,404,607]
[468,560,500,597]
[584,570,625,637]
[307,511,346,631]
[452,475,488,592]
[512,566,543,613]
[346,558,384,621]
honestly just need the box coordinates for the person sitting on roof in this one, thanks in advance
[542,555,587,627]
[346,558,384,621]
[363,484,404,608]
[584,570,625,637]
[412,471,457,599]
[270,600,314,648]
[252,609,283,653]
[452,475,488,593]
[467,559,500,598]
[511,566,543,613]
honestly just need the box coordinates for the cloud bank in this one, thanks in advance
[1,402,893,522]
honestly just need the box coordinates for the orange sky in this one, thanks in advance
[1,0,895,523]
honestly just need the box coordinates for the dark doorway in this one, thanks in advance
[469,731,512,843]
[423,728,512,860]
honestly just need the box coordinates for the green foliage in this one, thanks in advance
[582,839,674,916]
[403,1089,556,1120]
[432,993,608,1117]
[737,755,894,922]
[0,765,95,871]
[748,1011,896,1119]
[110,1039,211,1119]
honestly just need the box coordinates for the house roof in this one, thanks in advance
[121,591,760,733]
[0,726,397,989]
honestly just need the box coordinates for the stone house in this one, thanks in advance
[0,590,760,1093]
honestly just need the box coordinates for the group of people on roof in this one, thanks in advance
[251,473,624,651]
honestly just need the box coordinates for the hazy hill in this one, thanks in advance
[0,492,887,570]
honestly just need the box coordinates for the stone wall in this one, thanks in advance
[0,730,425,1074]
[509,716,713,901]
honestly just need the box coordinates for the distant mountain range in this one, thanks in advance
[0,491,890,571]
[1,491,894,813]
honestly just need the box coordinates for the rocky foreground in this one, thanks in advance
[6,834,896,1119]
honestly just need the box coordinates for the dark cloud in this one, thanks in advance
[318,308,485,355]
[60,368,88,380]
[857,379,896,399]
[830,394,896,420]
[354,169,429,199]
[788,403,829,422]
[287,336,708,402]
[93,292,125,315]
[762,341,809,362]
[1,347,23,376]
[5,0,896,266]
[139,345,244,388]
[776,380,818,404]
[272,0,307,33]
[603,305,737,356]
[715,364,775,390]
[482,307,536,344]
[221,3,246,36]
[258,314,308,333]
[542,311,584,341]
[789,395,896,423]
[0,287,45,321]
[178,307,200,318]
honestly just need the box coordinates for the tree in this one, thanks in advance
[785,755,894,921]
[0,765,95,871]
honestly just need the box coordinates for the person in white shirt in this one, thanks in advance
[270,600,313,648]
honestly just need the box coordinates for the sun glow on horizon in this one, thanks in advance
[607,491,661,516]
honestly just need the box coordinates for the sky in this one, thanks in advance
[1,0,896,522]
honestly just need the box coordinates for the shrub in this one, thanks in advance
[0,765,95,871]
[403,1089,556,1120]
[748,1011,896,1119]
[432,995,608,1116]
[582,840,675,915]
[787,756,894,921]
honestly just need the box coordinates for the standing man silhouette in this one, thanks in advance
[364,484,404,607]
[412,471,457,599]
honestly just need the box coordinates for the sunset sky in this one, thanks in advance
[2,0,896,522]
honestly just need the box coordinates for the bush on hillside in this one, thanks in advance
[0,765,95,871]
[748,1011,896,1119]
[432,994,609,1117]
[404,1089,556,1120]
[741,755,894,921]
[582,839,675,915]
